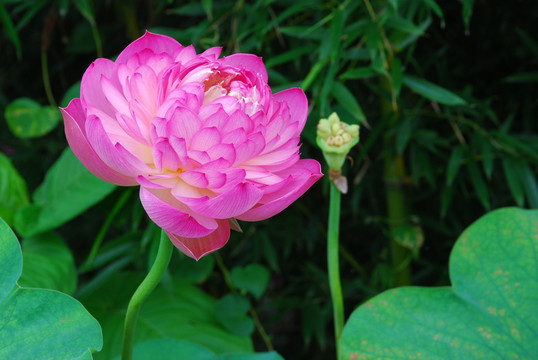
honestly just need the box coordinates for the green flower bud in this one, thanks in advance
[316,112,360,171]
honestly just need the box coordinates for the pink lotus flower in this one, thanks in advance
[62,31,322,260]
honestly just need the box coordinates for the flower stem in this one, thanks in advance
[41,53,56,107]
[328,181,344,356]
[121,229,173,360]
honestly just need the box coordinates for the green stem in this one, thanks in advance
[89,21,103,58]
[380,74,412,287]
[328,181,344,355]
[121,230,173,360]
[41,53,56,107]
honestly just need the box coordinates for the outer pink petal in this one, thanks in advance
[166,219,230,260]
[140,187,217,238]
[62,99,136,186]
[175,182,263,219]
[236,159,322,221]
[116,31,182,64]
[273,88,308,132]
[221,54,268,83]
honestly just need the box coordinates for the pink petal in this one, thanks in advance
[129,67,158,114]
[101,75,130,115]
[176,182,263,219]
[152,138,180,171]
[140,187,217,238]
[116,31,182,65]
[168,106,202,141]
[222,110,254,134]
[190,127,222,151]
[234,131,266,165]
[179,168,244,191]
[137,173,179,189]
[201,106,228,128]
[200,46,222,60]
[86,105,153,164]
[244,137,299,167]
[237,159,322,221]
[86,115,152,177]
[62,99,136,186]
[273,88,308,132]
[221,54,268,83]
[207,143,236,164]
[166,219,230,260]
[80,58,118,116]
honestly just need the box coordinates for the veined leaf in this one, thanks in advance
[19,233,77,295]
[0,218,102,359]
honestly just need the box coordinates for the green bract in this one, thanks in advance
[316,113,360,171]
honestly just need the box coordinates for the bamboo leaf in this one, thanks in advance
[386,16,424,36]
[0,3,21,59]
[467,158,490,210]
[481,139,494,180]
[391,57,403,97]
[502,158,524,207]
[403,75,466,106]
[340,67,377,80]
[395,116,413,155]
[519,163,538,209]
[331,81,366,124]
[460,0,475,32]
[446,146,464,186]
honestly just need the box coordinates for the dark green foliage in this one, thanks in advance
[1,1,536,359]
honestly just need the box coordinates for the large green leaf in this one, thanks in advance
[82,273,253,360]
[215,293,255,336]
[117,339,217,360]
[0,218,102,359]
[19,232,77,295]
[218,353,285,360]
[14,147,116,237]
[115,339,284,360]
[0,153,29,227]
[340,207,538,359]
[4,98,61,138]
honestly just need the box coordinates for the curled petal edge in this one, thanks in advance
[62,99,137,186]
[237,159,323,222]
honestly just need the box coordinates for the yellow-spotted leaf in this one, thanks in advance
[340,207,538,359]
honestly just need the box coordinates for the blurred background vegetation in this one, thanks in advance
[1,0,537,359]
